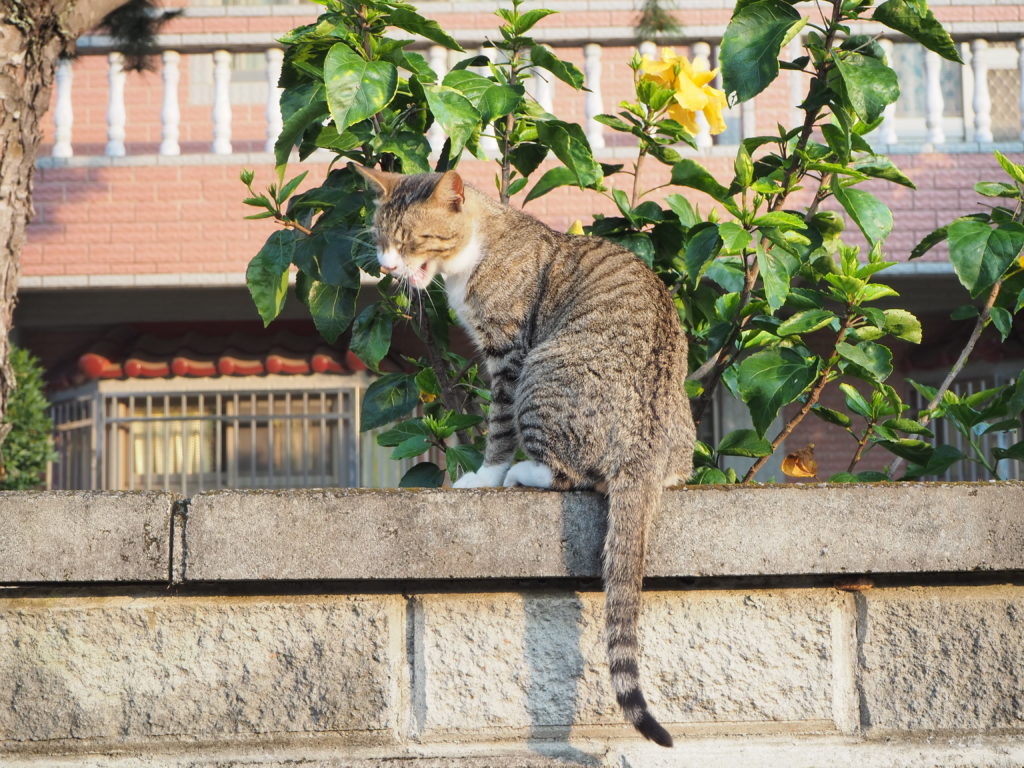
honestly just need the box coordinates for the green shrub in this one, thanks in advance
[0,347,56,490]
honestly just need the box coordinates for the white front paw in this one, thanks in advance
[453,462,510,488]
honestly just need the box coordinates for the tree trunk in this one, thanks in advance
[0,0,125,475]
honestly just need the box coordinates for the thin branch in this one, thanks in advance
[886,279,1003,477]
[847,423,875,474]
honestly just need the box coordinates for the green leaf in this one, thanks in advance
[350,304,393,371]
[734,144,754,187]
[377,131,432,173]
[993,440,1024,462]
[756,245,791,311]
[274,85,328,173]
[873,0,962,63]
[377,419,430,447]
[832,51,900,124]
[996,150,1024,186]
[691,466,729,485]
[975,181,1020,199]
[879,438,935,465]
[718,221,752,253]
[399,461,446,488]
[515,8,557,33]
[479,84,524,123]
[361,373,419,432]
[246,230,297,326]
[423,84,481,157]
[777,309,836,336]
[717,429,773,457]
[277,171,309,204]
[836,341,894,383]
[882,308,922,343]
[391,434,432,460]
[990,306,1013,341]
[851,155,916,189]
[524,166,577,203]
[737,347,818,436]
[720,0,802,103]
[910,225,948,260]
[831,180,893,246]
[386,6,464,51]
[881,418,934,437]
[442,69,493,106]
[445,443,484,481]
[671,159,732,203]
[812,405,852,428]
[947,218,1024,298]
[684,223,723,284]
[309,281,358,344]
[530,44,584,89]
[840,382,872,420]
[535,119,603,187]
[324,44,398,131]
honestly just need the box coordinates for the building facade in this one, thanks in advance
[20,0,1024,489]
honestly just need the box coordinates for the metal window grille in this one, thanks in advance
[49,377,411,492]
[911,369,1022,482]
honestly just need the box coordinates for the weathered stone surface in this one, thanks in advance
[858,585,1024,733]
[183,483,1024,581]
[0,595,401,744]
[0,491,174,583]
[414,589,846,737]
[6,736,1024,768]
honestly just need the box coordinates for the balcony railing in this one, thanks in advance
[46,24,1024,163]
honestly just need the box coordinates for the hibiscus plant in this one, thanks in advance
[243,0,1024,485]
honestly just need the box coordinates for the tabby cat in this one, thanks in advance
[356,166,694,748]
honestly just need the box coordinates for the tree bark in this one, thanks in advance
[0,0,126,474]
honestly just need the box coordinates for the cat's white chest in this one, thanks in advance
[440,231,482,337]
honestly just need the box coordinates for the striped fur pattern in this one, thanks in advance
[357,167,695,748]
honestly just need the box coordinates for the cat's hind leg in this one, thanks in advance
[502,460,554,488]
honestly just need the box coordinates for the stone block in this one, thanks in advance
[858,586,1024,733]
[0,595,400,745]
[0,491,174,583]
[182,483,1024,582]
[413,589,848,738]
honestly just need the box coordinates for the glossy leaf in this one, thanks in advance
[832,180,893,245]
[350,304,393,371]
[717,429,773,457]
[399,461,446,488]
[720,0,802,103]
[361,373,419,432]
[324,44,398,131]
[947,218,1024,298]
[386,6,464,51]
[777,309,836,336]
[309,281,358,344]
[246,230,297,326]
[833,50,900,124]
[535,119,603,188]
[873,0,962,63]
[423,84,481,157]
[837,341,894,382]
[737,347,818,436]
[530,44,584,89]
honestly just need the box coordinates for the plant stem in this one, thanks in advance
[886,279,1003,477]
[631,147,647,208]
[847,423,875,473]
[275,215,314,236]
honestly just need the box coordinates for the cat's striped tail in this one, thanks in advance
[604,469,673,748]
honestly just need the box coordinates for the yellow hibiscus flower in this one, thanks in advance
[639,47,727,136]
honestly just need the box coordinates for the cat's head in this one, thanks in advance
[355,166,470,290]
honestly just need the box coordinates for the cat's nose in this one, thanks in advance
[379,265,396,275]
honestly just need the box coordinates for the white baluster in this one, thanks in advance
[427,45,448,154]
[878,40,898,145]
[476,47,499,157]
[972,39,993,143]
[159,50,181,156]
[52,57,73,159]
[639,40,657,60]
[961,41,975,141]
[925,50,945,145]
[584,43,605,150]
[212,49,233,155]
[1018,39,1024,142]
[530,45,556,113]
[265,47,283,153]
[105,52,126,157]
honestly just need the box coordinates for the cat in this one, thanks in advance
[356,165,694,748]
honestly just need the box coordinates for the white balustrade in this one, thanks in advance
[427,45,448,153]
[691,41,713,150]
[584,43,605,150]
[961,41,976,141]
[787,35,803,128]
[925,50,945,145]
[639,40,657,60]
[972,39,993,143]
[1018,39,1024,142]
[105,52,126,157]
[52,57,73,159]
[265,47,284,153]
[878,40,898,145]
[211,49,233,155]
[160,50,181,156]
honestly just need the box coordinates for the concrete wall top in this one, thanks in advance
[1,482,1021,585]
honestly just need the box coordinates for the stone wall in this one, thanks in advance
[1,484,1023,767]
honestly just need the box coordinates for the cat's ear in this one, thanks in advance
[352,164,401,200]
[431,171,465,213]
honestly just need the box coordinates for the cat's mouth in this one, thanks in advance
[409,261,434,289]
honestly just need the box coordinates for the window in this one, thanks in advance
[50,376,412,492]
